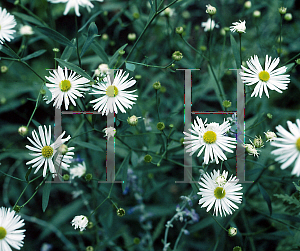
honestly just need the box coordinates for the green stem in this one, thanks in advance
[75,16,82,68]
[173,222,188,251]
[125,60,175,69]
[208,212,228,231]
[279,15,283,58]
[156,90,160,121]
[239,33,242,67]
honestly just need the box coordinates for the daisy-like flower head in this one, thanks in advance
[26,125,74,177]
[0,7,17,44]
[47,0,104,17]
[103,126,116,141]
[201,18,219,32]
[45,66,90,110]
[230,20,246,33]
[183,117,236,165]
[198,170,243,217]
[0,207,25,250]
[240,55,290,98]
[244,142,259,157]
[264,130,277,142]
[271,119,300,176]
[70,161,86,179]
[71,215,88,231]
[89,70,138,115]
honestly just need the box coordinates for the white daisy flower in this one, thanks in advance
[45,66,90,110]
[183,117,236,165]
[71,215,88,231]
[47,0,104,17]
[89,70,138,115]
[103,126,116,141]
[26,125,74,177]
[240,55,290,98]
[201,18,219,32]
[0,7,17,44]
[271,119,300,176]
[70,161,86,179]
[230,20,246,33]
[198,170,243,217]
[0,207,25,250]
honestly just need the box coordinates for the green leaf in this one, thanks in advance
[108,43,128,68]
[91,40,109,63]
[55,58,94,81]
[32,119,42,128]
[21,49,47,61]
[25,168,32,182]
[37,26,75,47]
[258,182,272,216]
[60,39,76,61]
[131,151,139,167]
[121,152,131,193]
[0,45,19,59]
[78,10,102,32]
[80,22,99,58]
[293,182,300,192]
[274,194,300,207]
[13,12,45,27]
[73,140,103,152]
[125,62,136,72]
[42,175,52,212]
[285,63,295,74]
[230,34,241,69]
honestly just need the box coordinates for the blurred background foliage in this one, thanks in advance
[1,0,300,250]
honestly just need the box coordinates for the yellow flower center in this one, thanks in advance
[41,146,54,158]
[203,131,217,144]
[214,187,226,199]
[258,71,270,82]
[106,85,118,97]
[59,80,71,92]
[296,138,300,151]
[0,227,7,240]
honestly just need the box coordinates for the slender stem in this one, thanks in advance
[279,15,283,58]
[26,92,42,128]
[125,60,175,69]
[75,16,82,68]
[208,212,228,231]
[173,222,188,251]
[155,90,160,121]
[239,33,242,67]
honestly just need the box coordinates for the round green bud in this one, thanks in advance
[87,222,94,229]
[267,113,272,119]
[176,27,184,34]
[102,34,109,40]
[194,25,200,31]
[169,124,174,128]
[244,1,251,9]
[63,174,70,181]
[119,50,125,55]
[206,4,217,15]
[182,10,191,19]
[180,137,184,145]
[103,11,108,16]
[147,173,154,179]
[86,246,94,251]
[40,89,46,95]
[127,115,139,126]
[284,13,292,21]
[85,173,93,182]
[133,237,140,244]
[128,33,136,41]
[53,48,60,53]
[1,65,8,73]
[133,12,140,19]
[157,122,165,131]
[13,205,21,213]
[172,51,183,61]
[18,126,28,137]
[117,208,125,217]
[253,136,264,148]
[253,10,261,18]
[59,144,68,155]
[135,75,142,79]
[296,58,300,65]
[153,81,161,90]
[228,227,237,237]
[278,7,287,15]
[224,27,230,32]
[233,247,242,251]
[171,63,175,68]
[222,100,232,108]
[144,154,152,163]
[200,45,207,51]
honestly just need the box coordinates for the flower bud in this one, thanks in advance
[59,144,68,155]
[222,100,232,108]
[244,1,251,9]
[117,208,125,217]
[63,174,70,181]
[176,26,184,34]
[128,33,136,41]
[127,115,140,126]
[264,131,277,142]
[85,173,93,182]
[267,113,272,119]
[295,58,300,65]
[228,227,237,237]
[119,50,125,55]
[13,205,21,213]
[153,81,161,90]
[86,246,94,251]
[133,237,140,244]
[144,154,152,163]
[102,34,109,40]
[18,126,28,137]
[278,7,287,15]
[253,10,261,18]
[1,65,8,73]
[206,4,216,15]
[157,122,165,131]
[53,48,60,53]
[253,135,264,148]
[172,51,183,61]
[284,13,292,21]
[233,247,242,251]
[40,89,46,95]
[132,12,140,19]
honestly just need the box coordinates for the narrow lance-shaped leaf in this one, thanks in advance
[80,22,99,58]
[42,175,52,212]
[55,58,94,81]
[91,40,109,63]
[258,182,272,216]
[21,49,47,61]
[37,26,75,47]
[109,44,128,68]
[230,34,241,69]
